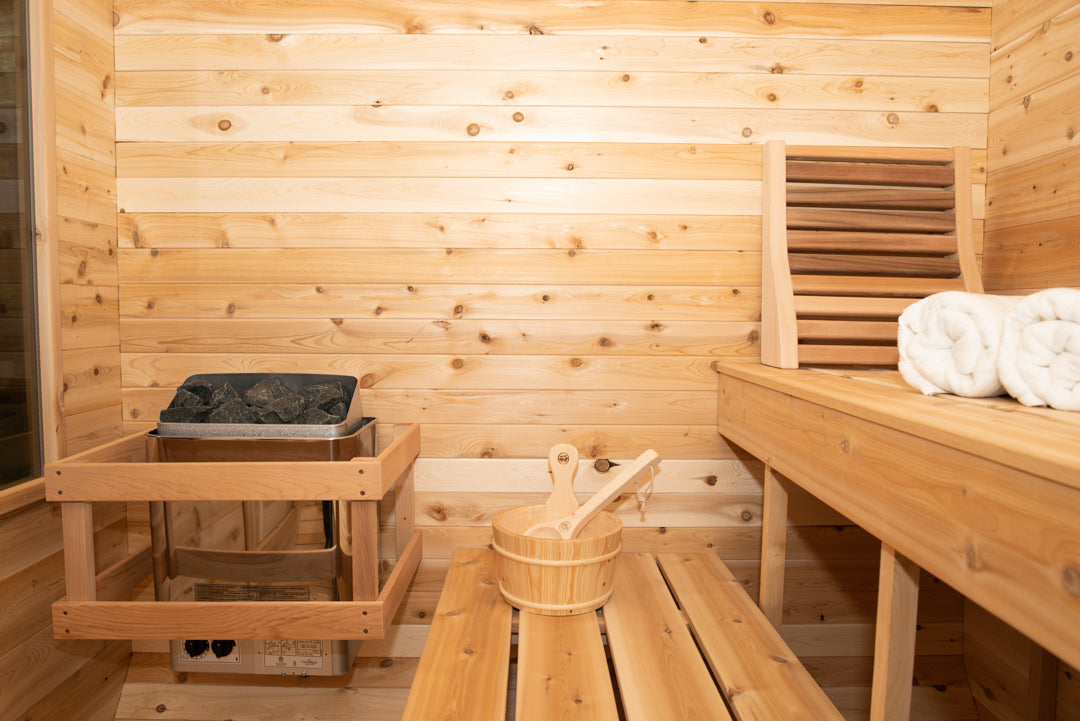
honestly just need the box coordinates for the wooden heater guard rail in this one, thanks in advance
[44,424,422,641]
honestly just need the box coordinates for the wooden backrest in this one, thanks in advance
[761,141,983,368]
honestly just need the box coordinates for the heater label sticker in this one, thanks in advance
[263,640,326,669]
[193,584,311,602]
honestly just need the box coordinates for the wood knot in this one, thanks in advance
[217,119,232,131]
[453,304,465,315]
[698,37,708,44]
[566,163,574,171]
[594,458,612,472]
[622,74,631,82]
[705,475,718,486]
[1066,51,1073,62]
[360,373,377,388]
[740,126,754,138]
[1064,566,1080,598]
[451,358,465,370]
[380,658,394,668]
[763,11,776,24]
[767,93,778,102]
[926,104,939,112]
[225,303,236,314]
[427,504,448,522]
[478,332,492,344]
[769,64,785,74]
[540,294,551,302]
[512,112,525,123]
[266,34,285,42]
[466,123,481,136]
[887,112,900,125]
[405,23,424,34]
[740,510,753,522]
[569,357,583,368]
[598,337,612,347]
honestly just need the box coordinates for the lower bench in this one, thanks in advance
[401,548,844,721]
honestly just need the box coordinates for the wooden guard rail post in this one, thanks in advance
[45,424,422,640]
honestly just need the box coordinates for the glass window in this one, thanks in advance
[1,0,42,489]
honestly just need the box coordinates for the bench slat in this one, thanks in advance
[658,553,845,721]
[516,611,618,721]
[603,553,732,721]
[401,548,512,721]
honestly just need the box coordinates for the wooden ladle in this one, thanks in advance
[544,443,580,516]
[524,449,661,539]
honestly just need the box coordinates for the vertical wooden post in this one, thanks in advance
[1027,646,1059,721]
[952,146,983,294]
[759,466,789,630]
[761,139,798,369]
[870,543,921,721]
[62,503,97,601]
[395,465,415,559]
[351,500,380,601]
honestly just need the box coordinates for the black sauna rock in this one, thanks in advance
[300,383,346,412]
[210,382,241,408]
[178,379,214,404]
[206,398,260,424]
[326,402,347,421]
[170,388,208,409]
[300,408,337,425]
[160,405,212,423]
[243,377,289,408]
[258,393,305,424]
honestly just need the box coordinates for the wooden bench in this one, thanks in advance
[401,548,844,721]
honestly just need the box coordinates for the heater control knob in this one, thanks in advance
[183,639,210,659]
[211,640,237,659]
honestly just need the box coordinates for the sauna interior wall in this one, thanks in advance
[982,0,1080,292]
[964,2,1080,719]
[0,0,128,718]
[102,3,991,720]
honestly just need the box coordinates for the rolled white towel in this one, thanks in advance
[998,287,1080,411]
[898,291,1021,397]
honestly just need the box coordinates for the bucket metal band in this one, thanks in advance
[491,541,620,567]
[498,583,614,613]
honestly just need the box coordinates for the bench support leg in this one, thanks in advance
[759,466,789,630]
[871,542,921,721]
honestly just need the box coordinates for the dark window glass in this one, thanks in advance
[1,0,42,489]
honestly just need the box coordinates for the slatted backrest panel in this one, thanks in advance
[761,141,983,368]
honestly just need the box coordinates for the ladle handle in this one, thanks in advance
[546,443,579,516]
[563,450,660,537]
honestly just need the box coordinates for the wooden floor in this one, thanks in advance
[112,555,980,721]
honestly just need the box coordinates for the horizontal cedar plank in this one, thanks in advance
[53,10,114,106]
[54,0,115,44]
[120,352,725,391]
[115,177,761,215]
[786,187,956,211]
[0,627,107,721]
[988,73,1080,171]
[115,248,762,285]
[797,319,898,341]
[55,82,115,168]
[796,344,901,365]
[394,422,741,460]
[786,230,957,254]
[779,622,963,658]
[112,1,989,39]
[18,641,131,721]
[113,35,992,77]
[64,404,125,454]
[792,274,964,296]
[827,683,978,719]
[794,295,914,318]
[117,212,761,250]
[62,346,122,416]
[119,283,761,321]
[118,318,759,356]
[984,145,1080,231]
[990,0,1076,50]
[113,105,989,147]
[56,153,117,227]
[789,254,960,277]
[114,685,409,720]
[59,284,119,351]
[412,491,846,528]
[982,215,1080,291]
[123,387,719,425]
[787,208,956,233]
[413,524,877,562]
[115,141,762,179]
[114,69,990,113]
[411,457,758,493]
[989,4,1080,111]
[59,217,119,286]
[787,159,955,186]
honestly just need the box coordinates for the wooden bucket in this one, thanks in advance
[491,504,621,616]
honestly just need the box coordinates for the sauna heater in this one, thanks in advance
[149,373,376,676]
